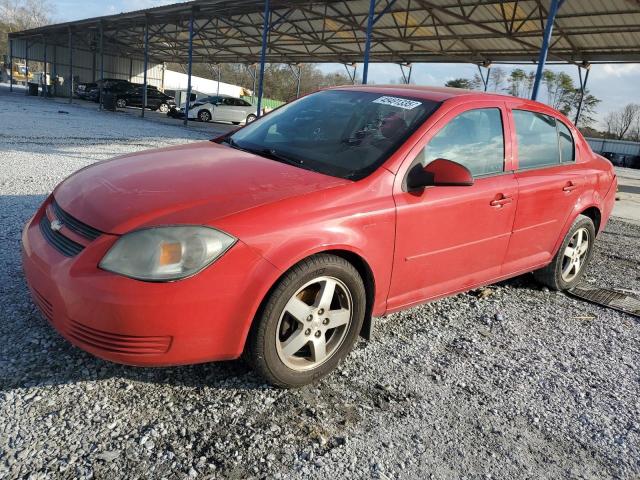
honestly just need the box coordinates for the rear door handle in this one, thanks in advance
[490,194,513,207]
[563,181,578,192]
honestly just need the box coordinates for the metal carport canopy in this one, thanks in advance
[9,0,640,65]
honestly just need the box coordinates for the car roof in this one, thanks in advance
[329,84,546,109]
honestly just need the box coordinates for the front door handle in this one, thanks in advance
[563,181,578,192]
[490,194,513,208]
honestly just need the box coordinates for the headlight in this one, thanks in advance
[99,226,236,281]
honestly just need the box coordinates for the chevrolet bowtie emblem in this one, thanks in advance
[50,219,63,232]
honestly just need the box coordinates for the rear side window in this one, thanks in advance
[513,110,560,168]
[558,121,575,162]
[417,108,505,177]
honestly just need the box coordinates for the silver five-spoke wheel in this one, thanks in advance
[275,276,352,371]
[561,227,590,282]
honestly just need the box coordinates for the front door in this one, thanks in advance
[388,103,518,310]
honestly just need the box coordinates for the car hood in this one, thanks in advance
[54,141,349,235]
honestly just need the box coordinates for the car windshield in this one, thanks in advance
[227,90,440,180]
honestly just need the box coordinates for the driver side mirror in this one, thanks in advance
[406,158,474,191]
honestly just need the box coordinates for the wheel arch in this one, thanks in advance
[198,108,211,120]
[551,197,603,258]
[247,248,378,351]
[580,206,602,234]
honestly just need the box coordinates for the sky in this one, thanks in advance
[50,0,640,128]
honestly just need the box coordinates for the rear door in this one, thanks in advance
[502,106,587,273]
[127,87,144,107]
[212,97,229,121]
[389,102,518,310]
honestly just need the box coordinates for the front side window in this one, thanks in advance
[416,108,505,177]
[558,121,575,162]
[513,110,560,169]
[228,90,440,180]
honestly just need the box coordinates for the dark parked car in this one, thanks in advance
[75,78,131,102]
[115,86,176,113]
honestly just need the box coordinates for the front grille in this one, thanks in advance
[40,215,84,257]
[66,319,172,355]
[32,289,53,322]
[52,200,103,241]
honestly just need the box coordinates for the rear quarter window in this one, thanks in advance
[558,121,575,163]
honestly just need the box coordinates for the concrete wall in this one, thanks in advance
[9,38,164,96]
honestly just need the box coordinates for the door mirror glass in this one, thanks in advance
[407,158,474,191]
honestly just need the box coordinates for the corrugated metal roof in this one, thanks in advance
[8,0,640,64]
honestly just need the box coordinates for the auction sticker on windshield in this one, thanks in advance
[372,96,422,110]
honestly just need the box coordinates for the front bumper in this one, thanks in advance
[167,108,185,118]
[21,199,280,366]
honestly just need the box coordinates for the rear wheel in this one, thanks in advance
[246,114,257,124]
[198,110,211,122]
[246,254,366,388]
[533,214,596,290]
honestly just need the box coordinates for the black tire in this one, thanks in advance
[533,214,596,291]
[198,110,211,122]
[246,254,366,388]
[232,121,241,125]
[157,103,170,113]
[115,98,127,109]
[246,114,257,124]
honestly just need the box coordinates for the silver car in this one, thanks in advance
[181,95,258,124]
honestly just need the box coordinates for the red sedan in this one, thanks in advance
[22,86,617,387]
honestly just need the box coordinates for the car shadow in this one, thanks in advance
[0,194,265,393]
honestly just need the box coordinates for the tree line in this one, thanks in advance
[444,67,600,129]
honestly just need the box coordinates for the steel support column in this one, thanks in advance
[216,64,221,98]
[68,28,73,104]
[43,37,47,97]
[531,0,565,100]
[399,63,412,84]
[289,63,302,98]
[362,0,376,85]
[256,0,270,118]
[477,64,491,92]
[25,39,29,86]
[142,17,149,118]
[574,64,591,126]
[53,45,57,96]
[246,64,257,104]
[8,38,13,92]
[99,22,104,110]
[344,63,357,85]
[184,8,195,126]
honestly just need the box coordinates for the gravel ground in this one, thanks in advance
[1,87,639,480]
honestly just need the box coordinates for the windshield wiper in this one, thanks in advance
[255,148,303,168]
[223,139,305,169]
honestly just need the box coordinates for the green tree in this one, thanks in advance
[507,68,528,97]
[0,0,54,57]
[444,78,472,89]
[573,91,600,129]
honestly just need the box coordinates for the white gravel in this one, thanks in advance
[1,85,639,480]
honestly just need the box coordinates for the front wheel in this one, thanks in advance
[157,103,170,113]
[246,254,366,388]
[533,214,596,290]
[245,114,257,124]
[198,110,211,122]
[116,98,127,108]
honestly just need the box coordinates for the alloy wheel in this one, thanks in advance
[561,227,590,282]
[158,103,169,113]
[275,276,352,371]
